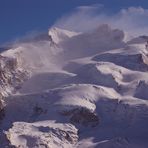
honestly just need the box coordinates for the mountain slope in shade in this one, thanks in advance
[0,24,148,148]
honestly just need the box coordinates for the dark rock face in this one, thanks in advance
[0,94,4,121]
[61,108,99,127]
[0,108,5,121]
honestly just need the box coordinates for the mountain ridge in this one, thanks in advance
[0,24,148,148]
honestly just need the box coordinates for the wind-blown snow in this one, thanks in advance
[48,27,80,44]
[0,24,148,148]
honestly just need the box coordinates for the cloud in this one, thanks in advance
[114,7,148,33]
[54,5,148,37]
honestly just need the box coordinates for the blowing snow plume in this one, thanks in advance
[54,5,148,38]
[2,5,148,74]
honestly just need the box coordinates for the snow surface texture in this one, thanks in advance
[0,24,148,148]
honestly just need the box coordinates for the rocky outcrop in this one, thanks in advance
[0,96,5,121]
[6,122,78,148]
[61,107,99,127]
[0,55,28,121]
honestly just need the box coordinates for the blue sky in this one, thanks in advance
[0,0,148,44]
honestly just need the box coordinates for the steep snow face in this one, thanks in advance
[1,25,148,148]
[48,27,80,44]
[0,55,28,128]
[92,45,148,72]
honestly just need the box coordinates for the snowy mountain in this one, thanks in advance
[0,24,148,148]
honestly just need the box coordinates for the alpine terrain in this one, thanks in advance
[0,24,148,148]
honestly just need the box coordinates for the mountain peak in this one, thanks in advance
[48,27,80,44]
[1,24,148,148]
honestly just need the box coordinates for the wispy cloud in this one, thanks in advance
[54,5,148,37]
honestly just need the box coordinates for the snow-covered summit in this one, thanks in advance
[48,27,80,44]
[0,24,148,148]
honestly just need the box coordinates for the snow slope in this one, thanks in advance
[0,24,148,148]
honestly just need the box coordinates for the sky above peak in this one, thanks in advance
[0,0,148,44]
